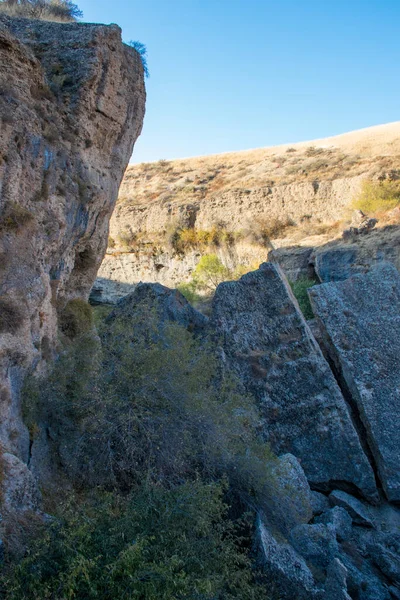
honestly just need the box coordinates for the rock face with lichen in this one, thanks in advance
[210,263,378,501]
[0,15,145,509]
[309,263,400,502]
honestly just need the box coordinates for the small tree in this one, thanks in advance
[192,254,231,293]
[129,40,149,78]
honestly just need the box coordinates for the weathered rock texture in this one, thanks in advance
[0,15,145,499]
[210,263,378,500]
[309,263,400,502]
[92,122,400,301]
[94,240,269,303]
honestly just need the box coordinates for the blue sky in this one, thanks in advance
[77,0,400,163]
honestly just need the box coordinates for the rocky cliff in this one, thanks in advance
[92,122,400,301]
[0,15,145,509]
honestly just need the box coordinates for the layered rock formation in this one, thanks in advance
[210,263,378,501]
[0,16,145,507]
[92,122,400,300]
[309,263,400,502]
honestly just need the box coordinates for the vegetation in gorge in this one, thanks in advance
[289,277,318,320]
[352,176,400,214]
[2,482,269,600]
[3,302,281,598]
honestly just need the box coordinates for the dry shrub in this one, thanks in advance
[59,299,93,339]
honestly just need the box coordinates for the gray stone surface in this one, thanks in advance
[368,533,400,586]
[313,226,400,283]
[289,523,339,571]
[309,263,400,501]
[210,263,377,500]
[268,245,314,281]
[311,491,331,516]
[330,491,374,527]
[316,507,353,542]
[107,282,208,335]
[325,558,352,600]
[265,453,313,533]
[256,517,321,600]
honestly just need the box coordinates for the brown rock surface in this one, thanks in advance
[0,16,145,474]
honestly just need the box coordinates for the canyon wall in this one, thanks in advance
[0,15,145,505]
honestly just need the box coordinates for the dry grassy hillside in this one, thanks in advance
[94,123,400,302]
[119,121,400,209]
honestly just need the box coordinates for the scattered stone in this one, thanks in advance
[211,263,377,501]
[265,453,313,532]
[368,533,400,586]
[341,553,392,600]
[330,491,374,528]
[310,491,331,516]
[289,523,339,571]
[325,558,352,600]
[106,282,208,334]
[268,246,314,282]
[256,517,321,599]
[309,263,400,501]
[316,507,352,541]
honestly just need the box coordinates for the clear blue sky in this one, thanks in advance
[77,0,400,163]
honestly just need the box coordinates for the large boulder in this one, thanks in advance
[106,282,208,334]
[256,517,322,600]
[210,263,377,501]
[263,453,313,534]
[309,263,400,502]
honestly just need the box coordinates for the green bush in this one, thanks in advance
[59,299,93,339]
[191,254,231,293]
[1,481,272,600]
[352,179,400,213]
[177,281,201,304]
[289,277,317,320]
[24,303,274,497]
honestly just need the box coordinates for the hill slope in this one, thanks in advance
[94,122,400,302]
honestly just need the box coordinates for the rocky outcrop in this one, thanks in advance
[0,15,145,496]
[98,278,400,600]
[309,263,400,502]
[94,239,269,302]
[210,263,378,500]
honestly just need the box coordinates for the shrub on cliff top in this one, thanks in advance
[0,0,82,21]
[129,40,149,78]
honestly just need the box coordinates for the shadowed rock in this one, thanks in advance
[309,263,400,502]
[210,263,377,501]
[106,282,207,334]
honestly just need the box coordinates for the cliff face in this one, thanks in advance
[94,123,400,299]
[0,15,145,500]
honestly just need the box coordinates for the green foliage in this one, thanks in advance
[177,281,201,304]
[289,277,317,320]
[0,0,82,21]
[1,481,271,600]
[129,40,149,78]
[352,178,400,213]
[192,254,231,293]
[59,299,93,339]
[24,303,274,497]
